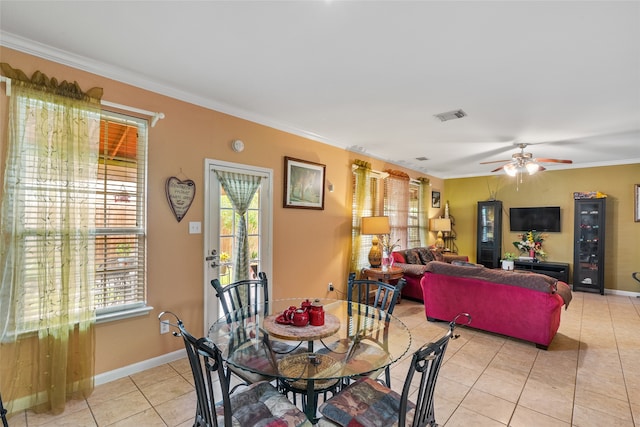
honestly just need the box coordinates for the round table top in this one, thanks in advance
[208,298,412,382]
[262,312,341,340]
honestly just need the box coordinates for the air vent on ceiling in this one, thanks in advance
[434,109,467,122]
[415,156,429,161]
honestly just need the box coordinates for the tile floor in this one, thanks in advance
[5,292,640,426]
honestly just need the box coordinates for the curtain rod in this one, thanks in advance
[0,76,165,127]
[101,100,165,127]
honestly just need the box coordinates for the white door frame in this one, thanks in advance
[203,158,273,333]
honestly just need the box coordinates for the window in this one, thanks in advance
[16,109,148,327]
[94,112,148,317]
[219,186,261,284]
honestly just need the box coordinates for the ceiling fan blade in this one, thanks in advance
[534,158,573,164]
[480,159,511,165]
[538,165,547,172]
[491,165,508,172]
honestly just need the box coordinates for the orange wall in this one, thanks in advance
[0,47,443,374]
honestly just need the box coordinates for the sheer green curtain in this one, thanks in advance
[0,72,101,415]
[215,171,261,282]
[350,160,373,274]
[419,178,431,245]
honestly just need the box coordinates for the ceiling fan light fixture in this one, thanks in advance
[504,163,517,176]
[526,162,540,175]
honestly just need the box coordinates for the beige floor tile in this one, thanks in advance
[89,390,151,426]
[518,377,574,423]
[573,403,636,427]
[509,405,570,427]
[444,405,506,427]
[106,408,167,427]
[32,407,96,427]
[26,399,90,426]
[138,374,194,406]
[459,388,515,425]
[6,411,27,427]
[473,371,525,403]
[129,363,179,389]
[88,377,138,405]
[154,390,197,426]
[168,357,191,375]
[574,387,633,422]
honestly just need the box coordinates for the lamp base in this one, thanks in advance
[435,230,445,251]
[368,236,382,267]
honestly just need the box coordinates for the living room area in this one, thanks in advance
[1,2,639,426]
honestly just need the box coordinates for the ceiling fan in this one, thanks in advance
[481,143,573,176]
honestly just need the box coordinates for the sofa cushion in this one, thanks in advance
[425,261,554,293]
[415,247,436,264]
[391,251,406,263]
[405,249,421,264]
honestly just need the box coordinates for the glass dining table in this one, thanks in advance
[207,298,412,422]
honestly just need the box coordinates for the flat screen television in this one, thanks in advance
[509,206,561,232]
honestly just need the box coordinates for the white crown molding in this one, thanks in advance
[0,31,341,149]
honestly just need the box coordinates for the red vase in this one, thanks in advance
[529,249,535,258]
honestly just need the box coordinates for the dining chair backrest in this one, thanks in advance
[399,313,471,427]
[211,271,268,323]
[347,272,405,320]
[158,311,231,427]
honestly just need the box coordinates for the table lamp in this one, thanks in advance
[431,218,452,251]
[361,216,390,267]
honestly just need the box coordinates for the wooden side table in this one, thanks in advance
[361,266,405,302]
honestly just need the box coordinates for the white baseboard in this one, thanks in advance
[605,289,640,298]
[95,349,186,386]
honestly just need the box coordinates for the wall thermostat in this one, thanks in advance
[231,139,245,152]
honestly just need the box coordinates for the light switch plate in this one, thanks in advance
[189,221,201,234]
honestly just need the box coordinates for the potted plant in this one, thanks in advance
[501,252,517,271]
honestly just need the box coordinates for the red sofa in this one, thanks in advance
[420,261,572,349]
[391,247,469,302]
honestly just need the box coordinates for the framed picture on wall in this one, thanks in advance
[283,156,326,210]
[432,190,441,208]
[635,184,640,222]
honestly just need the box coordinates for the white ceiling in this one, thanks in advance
[1,1,639,178]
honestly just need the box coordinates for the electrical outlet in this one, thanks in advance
[328,282,334,292]
[160,320,170,334]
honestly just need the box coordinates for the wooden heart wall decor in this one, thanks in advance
[165,176,196,222]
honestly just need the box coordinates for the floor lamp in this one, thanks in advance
[361,216,390,267]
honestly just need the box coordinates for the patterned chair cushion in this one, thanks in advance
[216,381,312,426]
[318,377,414,427]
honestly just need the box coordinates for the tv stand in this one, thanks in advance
[513,260,570,284]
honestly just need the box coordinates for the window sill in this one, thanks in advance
[97,305,154,324]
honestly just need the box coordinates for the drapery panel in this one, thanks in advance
[215,171,261,283]
[384,170,410,250]
[419,177,431,245]
[350,160,375,274]
[0,73,101,415]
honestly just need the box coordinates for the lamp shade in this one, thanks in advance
[431,218,452,232]
[361,216,390,235]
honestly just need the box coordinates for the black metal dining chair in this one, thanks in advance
[346,272,406,387]
[0,391,8,427]
[158,311,311,427]
[318,313,472,427]
[211,272,303,386]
